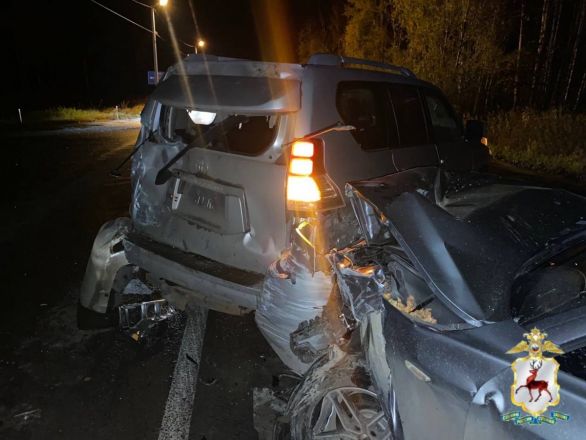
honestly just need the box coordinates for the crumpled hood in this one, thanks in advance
[346,167,586,325]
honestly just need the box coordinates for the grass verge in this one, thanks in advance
[488,110,586,179]
[32,105,143,122]
[3,105,144,125]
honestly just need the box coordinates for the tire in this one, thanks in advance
[77,303,115,330]
[286,347,401,439]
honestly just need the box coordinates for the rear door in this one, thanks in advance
[131,71,300,274]
[312,75,440,188]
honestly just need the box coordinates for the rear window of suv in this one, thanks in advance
[336,82,399,150]
[336,81,462,150]
[158,105,279,156]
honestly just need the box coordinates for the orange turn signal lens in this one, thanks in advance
[291,141,314,158]
[289,158,313,176]
[287,175,321,202]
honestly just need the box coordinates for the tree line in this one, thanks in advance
[298,0,586,115]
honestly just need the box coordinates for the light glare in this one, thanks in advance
[187,110,216,125]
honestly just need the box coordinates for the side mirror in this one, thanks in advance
[465,120,485,141]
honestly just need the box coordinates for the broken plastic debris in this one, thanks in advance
[201,377,217,386]
[13,408,41,421]
[122,278,154,296]
[118,299,176,342]
[253,387,289,440]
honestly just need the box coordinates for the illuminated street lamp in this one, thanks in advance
[195,39,206,54]
[150,0,169,84]
[91,0,169,84]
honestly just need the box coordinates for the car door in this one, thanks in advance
[301,69,440,189]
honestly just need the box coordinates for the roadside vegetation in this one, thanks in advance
[0,104,143,126]
[488,110,586,178]
[26,104,143,123]
[299,0,585,180]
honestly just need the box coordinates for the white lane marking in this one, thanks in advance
[158,306,208,440]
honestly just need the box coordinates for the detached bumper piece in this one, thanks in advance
[118,299,176,341]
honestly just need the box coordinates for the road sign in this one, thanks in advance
[148,71,165,85]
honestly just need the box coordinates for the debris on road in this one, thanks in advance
[13,408,41,422]
[118,299,177,342]
[252,388,288,440]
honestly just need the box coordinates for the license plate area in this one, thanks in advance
[171,171,249,234]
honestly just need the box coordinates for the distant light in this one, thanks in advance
[197,39,206,49]
[187,110,216,125]
[159,0,169,7]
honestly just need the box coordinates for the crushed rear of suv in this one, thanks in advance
[78,53,489,335]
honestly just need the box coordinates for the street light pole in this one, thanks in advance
[151,7,159,84]
[90,0,169,85]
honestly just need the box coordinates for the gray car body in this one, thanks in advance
[332,169,586,439]
[80,53,488,316]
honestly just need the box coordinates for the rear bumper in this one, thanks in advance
[124,233,264,315]
[80,218,130,313]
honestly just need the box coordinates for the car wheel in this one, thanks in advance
[311,386,391,439]
[286,347,400,440]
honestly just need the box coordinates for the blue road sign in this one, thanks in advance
[148,71,165,85]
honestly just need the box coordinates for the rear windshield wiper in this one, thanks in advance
[155,115,248,185]
[110,128,157,178]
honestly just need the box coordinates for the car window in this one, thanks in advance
[336,82,399,150]
[422,89,463,143]
[387,85,430,147]
[158,105,279,156]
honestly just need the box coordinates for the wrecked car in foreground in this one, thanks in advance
[267,168,586,439]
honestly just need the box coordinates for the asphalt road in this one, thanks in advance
[0,123,284,440]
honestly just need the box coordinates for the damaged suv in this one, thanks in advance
[78,53,488,332]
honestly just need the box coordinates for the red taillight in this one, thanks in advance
[286,139,344,212]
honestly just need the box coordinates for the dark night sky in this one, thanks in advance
[0,0,325,112]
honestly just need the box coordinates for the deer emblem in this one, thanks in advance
[515,359,553,402]
[507,328,564,416]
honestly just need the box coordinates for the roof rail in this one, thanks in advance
[306,53,416,78]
